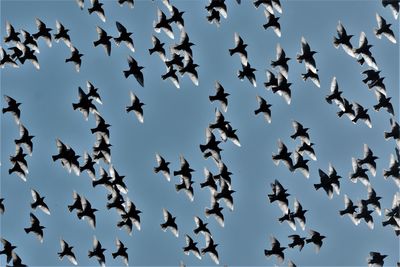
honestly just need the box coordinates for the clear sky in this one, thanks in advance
[0,0,399,266]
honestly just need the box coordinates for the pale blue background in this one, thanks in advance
[0,0,399,266]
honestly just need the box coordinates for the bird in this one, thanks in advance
[9,146,28,174]
[153,8,174,39]
[18,44,40,69]
[214,179,235,211]
[357,144,378,177]
[263,10,281,37]
[58,239,78,265]
[91,114,109,142]
[175,179,195,202]
[297,37,317,73]
[254,95,272,123]
[288,235,306,251]
[165,3,185,30]
[381,0,399,20]
[209,82,230,112]
[200,168,218,193]
[77,197,98,229]
[126,91,144,123]
[214,160,233,186]
[20,29,40,53]
[367,251,387,267]
[114,21,135,52]
[119,197,142,231]
[193,216,212,236]
[272,139,293,171]
[205,196,225,227]
[337,97,355,120]
[92,136,112,164]
[301,68,320,88]
[339,194,359,225]
[93,26,112,56]
[8,161,27,181]
[183,234,201,260]
[354,32,378,70]
[88,236,106,267]
[205,0,227,20]
[0,47,19,68]
[88,0,106,22]
[68,191,83,213]
[8,46,23,61]
[383,148,400,187]
[54,20,71,48]
[0,198,4,214]
[306,230,326,253]
[4,22,20,44]
[33,18,52,47]
[109,165,128,194]
[254,0,282,14]
[92,167,113,191]
[123,56,144,87]
[112,238,129,266]
[333,21,356,57]
[161,208,179,237]
[364,185,382,216]
[24,212,45,243]
[293,198,308,230]
[206,8,221,27]
[271,72,292,104]
[237,62,257,87]
[229,32,248,66]
[355,200,374,229]
[350,157,370,187]
[118,0,134,8]
[326,77,343,105]
[30,189,50,215]
[384,118,400,148]
[52,139,81,175]
[268,179,290,213]
[271,44,290,78]
[352,102,372,128]
[2,95,21,124]
[149,35,166,61]
[199,127,222,161]
[173,155,195,187]
[373,90,394,116]
[374,13,396,44]
[201,234,219,265]
[292,151,310,178]
[65,46,83,72]
[179,57,199,86]
[162,66,180,89]
[278,209,296,230]
[172,30,194,59]
[154,153,171,181]
[0,238,17,263]
[264,236,286,263]
[15,124,34,156]
[291,121,310,144]
[72,87,99,120]
[297,141,317,161]
[8,252,27,267]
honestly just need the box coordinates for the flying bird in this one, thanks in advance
[271,72,292,104]
[229,32,248,66]
[93,26,112,56]
[201,234,219,265]
[114,21,135,52]
[72,87,99,120]
[209,82,230,112]
[263,10,281,37]
[0,47,19,68]
[367,251,387,267]
[30,189,50,215]
[88,236,106,267]
[264,236,286,263]
[339,194,359,225]
[272,139,293,171]
[271,44,290,78]
[288,235,306,251]
[354,32,378,70]
[373,90,394,116]
[153,8,174,39]
[326,77,343,105]
[4,22,20,44]
[161,208,179,237]
[297,36,317,73]
[54,20,71,48]
[58,239,78,265]
[0,238,17,263]
[254,95,272,123]
[268,179,290,213]
[149,35,166,61]
[112,238,129,266]
[237,62,257,87]
[306,230,326,253]
[333,21,356,57]
[123,56,144,87]
[183,234,201,259]
[2,95,21,124]
[33,18,52,47]
[24,212,45,243]
[374,13,396,43]
[154,153,171,181]
[65,46,83,72]
[193,216,212,236]
[352,102,372,128]
[15,124,34,156]
[126,91,144,123]
[88,0,106,22]
[162,66,180,89]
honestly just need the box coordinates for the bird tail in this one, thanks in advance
[325,96,332,104]
[173,171,180,176]
[57,252,63,259]
[373,29,381,38]
[160,223,167,230]
[314,183,322,190]
[90,128,96,134]
[278,216,285,223]
[337,110,344,118]
[373,104,380,111]
[237,70,244,80]
[339,210,346,216]
[24,227,30,233]
[384,131,391,140]
[296,54,303,63]
[88,251,94,258]
[52,154,60,161]
[264,249,272,257]
[93,40,100,47]
[228,49,234,56]
[204,208,211,217]
[123,70,130,78]
[333,37,340,48]
[193,228,200,235]
[113,37,121,46]
[153,167,160,173]
[72,103,79,110]
[67,205,74,212]
[199,144,207,153]
[209,95,216,102]
[254,108,260,115]
[112,252,118,259]
[148,48,155,55]
[1,108,6,114]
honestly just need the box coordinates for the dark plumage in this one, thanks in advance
[65,46,83,72]
[30,189,50,215]
[114,21,135,52]
[0,47,19,69]
[179,57,199,86]
[229,32,248,66]
[272,139,293,171]
[72,87,99,120]
[88,0,106,22]
[288,235,306,251]
[254,95,272,123]
[296,36,317,73]
[374,13,396,44]
[374,90,394,116]
[271,44,289,78]
[305,230,326,253]
[355,200,374,229]
[237,62,257,87]
[126,91,144,123]
[209,82,229,112]
[264,236,286,263]
[161,208,179,237]
[333,21,356,57]
[123,56,144,87]
[367,251,387,267]
[153,8,174,39]
[271,72,292,104]
[24,212,45,243]
[200,168,217,193]
[58,239,78,266]
[88,236,106,267]
[112,238,129,266]
[0,238,16,263]
[201,235,219,265]
[339,194,359,225]
[162,66,180,89]
[384,118,400,147]
[149,35,166,61]
[205,197,224,227]
[54,20,71,48]
[15,124,34,156]
[268,179,290,213]
[33,18,52,47]
[263,10,281,37]
[326,77,343,105]
[354,32,378,70]
[4,22,20,44]
[352,102,372,128]
[77,197,98,229]
[183,234,201,260]
[154,153,171,181]
[93,26,112,56]
[193,216,211,236]
[2,95,21,124]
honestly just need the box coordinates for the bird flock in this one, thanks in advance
[0,0,399,266]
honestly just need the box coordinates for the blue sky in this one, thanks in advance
[1,0,399,266]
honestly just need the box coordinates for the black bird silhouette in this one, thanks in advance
[4,22,20,44]
[354,32,378,70]
[119,197,142,231]
[173,155,195,187]
[112,238,129,266]
[68,191,83,213]
[15,124,34,156]
[200,168,218,193]
[153,8,174,39]
[374,13,396,44]
[357,144,378,177]
[10,142,29,172]
[77,197,98,229]
[199,128,222,161]
[88,0,106,22]
[52,139,81,175]
[209,108,229,133]
[206,0,227,20]
[93,136,112,164]
[271,72,292,104]
[2,95,21,124]
[382,193,400,234]
[333,21,356,57]
[383,148,400,187]
[201,234,219,265]
[7,46,23,61]
[33,18,52,47]
[367,251,387,267]
[229,32,248,66]
[0,47,19,68]
[8,161,27,181]
[384,118,400,147]
[339,194,359,225]
[123,56,144,87]
[58,239,78,265]
[165,51,184,68]
[92,167,113,191]
[0,198,4,214]
[315,166,337,199]
[88,236,106,267]
[215,179,235,211]
[268,179,290,213]
[206,8,221,27]
[65,46,83,72]
[91,114,109,142]
[149,35,166,61]
[161,208,179,237]
[8,252,27,267]
[238,62,257,87]
[264,70,278,89]
[93,26,112,56]
[271,44,289,78]
[193,216,212,236]
[288,235,306,251]
[254,95,272,123]
[272,139,293,171]
[278,209,296,230]
[205,196,225,227]
[301,68,321,88]
[337,97,355,120]
[263,10,281,37]
[382,0,399,19]
[293,199,307,230]
[306,230,326,253]
[326,77,343,105]
[126,91,145,123]
[352,103,372,128]
[355,200,374,229]
[297,141,317,161]
[30,189,50,215]
[374,91,394,116]
[20,30,40,53]
[254,0,282,14]
[264,236,286,263]
[362,69,381,85]
[291,121,310,144]
[118,0,134,8]
[54,20,71,48]
[172,30,194,59]
[106,190,125,212]
[72,87,99,120]
[18,44,40,70]
[110,165,128,194]
[179,57,199,86]
[350,157,370,187]
[297,37,317,73]
[114,21,135,52]
[183,234,201,259]
[165,3,185,30]
[162,66,180,89]
[24,212,45,243]
[0,238,16,263]
[209,82,229,112]
[214,160,233,185]
[154,153,171,181]
[175,179,195,202]
[364,186,382,216]
[293,152,310,178]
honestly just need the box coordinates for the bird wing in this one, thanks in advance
[375,13,383,28]
[162,208,171,222]
[31,189,39,202]
[115,21,127,33]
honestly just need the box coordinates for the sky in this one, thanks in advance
[0,0,399,266]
